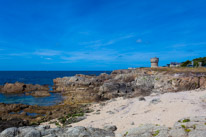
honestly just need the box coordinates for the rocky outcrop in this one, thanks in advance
[53,68,206,104]
[25,91,51,97]
[0,125,115,137]
[0,102,90,128]
[119,116,206,137]
[0,118,29,132]
[1,116,206,137]
[0,82,49,94]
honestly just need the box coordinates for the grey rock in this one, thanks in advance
[103,125,117,131]
[35,125,50,131]
[18,127,36,136]
[150,98,161,104]
[139,97,146,101]
[122,124,169,137]
[106,111,115,114]
[56,126,115,137]
[131,122,135,125]
[24,130,40,137]
[41,128,62,136]
[188,130,206,137]
[0,127,18,137]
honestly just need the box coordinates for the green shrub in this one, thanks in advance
[182,119,190,123]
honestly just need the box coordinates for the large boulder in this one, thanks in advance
[62,126,115,137]
[0,126,115,137]
[0,82,24,93]
[0,118,29,132]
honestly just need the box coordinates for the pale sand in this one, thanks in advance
[70,89,206,133]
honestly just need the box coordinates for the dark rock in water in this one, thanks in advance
[25,91,51,97]
[0,103,29,114]
[0,82,49,94]
[0,118,29,132]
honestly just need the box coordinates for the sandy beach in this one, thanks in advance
[71,89,206,134]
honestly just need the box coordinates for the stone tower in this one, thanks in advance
[150,57,159,68]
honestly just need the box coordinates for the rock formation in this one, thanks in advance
[0,125,115,137]
[25,91,51,97]
[0,82,49,94]
[1,116,206,137]
[118,116,206,137]
[53,68,206,104]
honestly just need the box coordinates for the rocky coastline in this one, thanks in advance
[1,116,206,137]
[53,68,206,104]
[0,67,206,136]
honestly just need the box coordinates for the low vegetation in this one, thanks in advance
[152,130,160,136]
[181,57,206,67]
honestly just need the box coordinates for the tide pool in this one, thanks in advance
[0,92,63,106]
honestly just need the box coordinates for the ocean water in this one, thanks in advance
[0,71,111,85]
[0,71,111,106]
[0,92,63,106]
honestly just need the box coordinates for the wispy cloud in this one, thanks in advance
[173,42,206,48]
[34,49,61,56]
[136,39,142,43]
[7,52,30,56]
[80,34,135,48]
[61,50,118,63]
[45,58,52,60]
[1,49,62,57]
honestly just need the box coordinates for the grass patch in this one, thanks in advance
[152,130,160,136]
[182,119,190,123]
[184,128,191,132]
[181,125,186,128]
[123,131,128,136]
[71,113,84,117]
[55,121,61,127]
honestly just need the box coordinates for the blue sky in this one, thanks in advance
[0,0,206,70]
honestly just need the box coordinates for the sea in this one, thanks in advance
[0,71,111,106]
